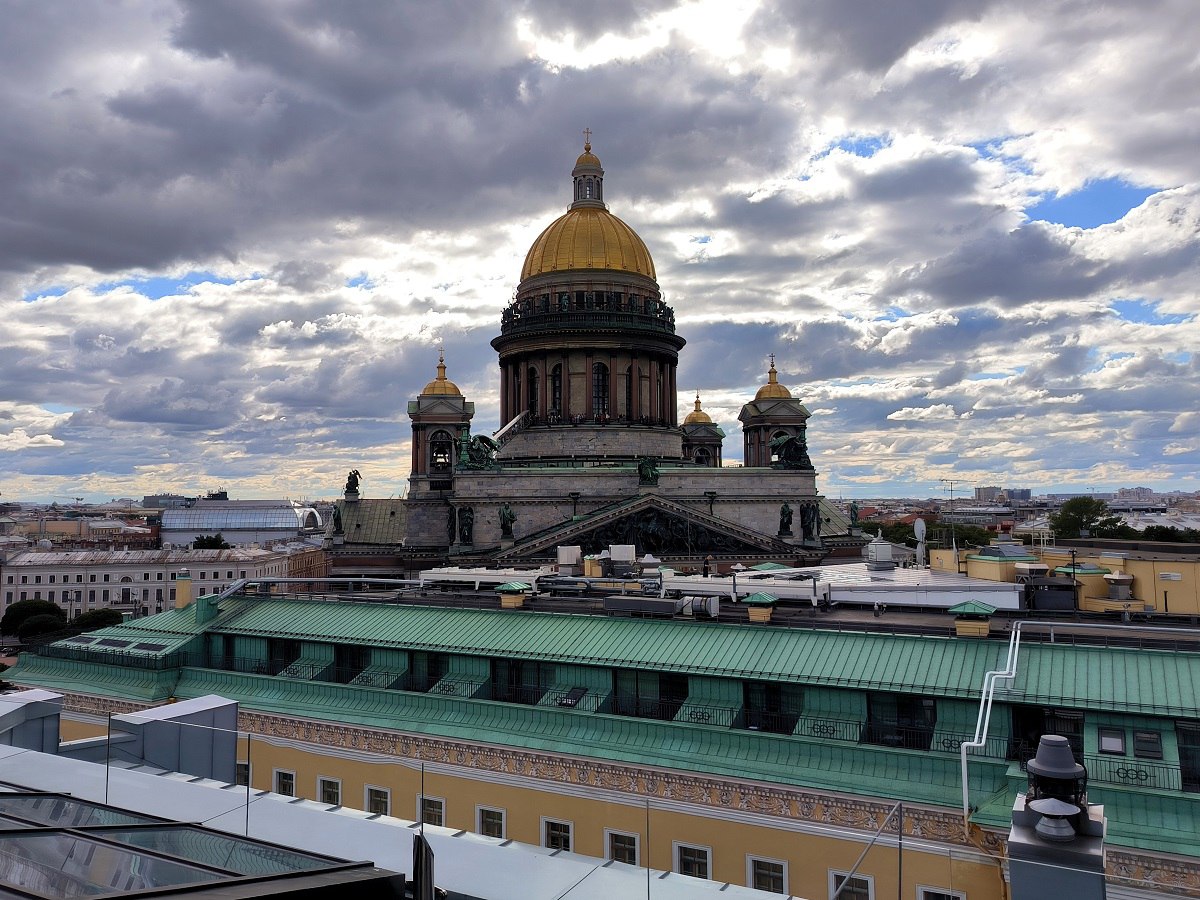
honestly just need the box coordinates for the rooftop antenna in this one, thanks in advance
[940,478,969,568]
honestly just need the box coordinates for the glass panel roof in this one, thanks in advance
[98,827,331,877]
[0,832,221,897]
[0,797,161,829]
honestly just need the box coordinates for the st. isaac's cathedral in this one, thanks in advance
[330,140,855,573]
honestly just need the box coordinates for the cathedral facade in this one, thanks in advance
[338,140,851,570]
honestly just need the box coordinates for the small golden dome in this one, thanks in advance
[755,357,793,400]
[683,393,713,425]
[575,145,602,169]
[521,206,656,281]
[421,350,462,396]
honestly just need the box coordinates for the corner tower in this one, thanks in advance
[491,138,686,462]
[739,356,812,467]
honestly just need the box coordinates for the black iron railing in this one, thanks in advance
[1083,753,1182,791]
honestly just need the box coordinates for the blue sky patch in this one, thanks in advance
[1110,298,1192,325]
[1028,178,1158,229]
[873,306,911,322]
[102,271,238,299]
[690,235,712,244]
[816,134,890,161]
[968,372,1009,381]
[346,273,375,289]
[22,285,68,302]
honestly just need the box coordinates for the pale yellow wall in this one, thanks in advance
[235,731,1005,899]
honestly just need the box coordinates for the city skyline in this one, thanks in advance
[2,1,1198,503]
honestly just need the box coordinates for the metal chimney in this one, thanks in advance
[1008,735,1107,900]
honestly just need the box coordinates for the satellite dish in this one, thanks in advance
[914,519,927,541]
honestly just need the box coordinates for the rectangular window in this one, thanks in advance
[1133,730,1163,760]
[365,786,390,816]
[477,807,506,839]
[157,572,163,580]
[273,770,295,797]
[76,574,82,583]
[103,574,109,582]
[918,890,965,900]
[90,574,96,582]
[235,762,249,786]
[1098,727,1125,755]
[419,796,444,827]
[675,843,710,879]
[749,857,787,893]
[543,819,572,852]
[227,570,233,579]
[607,830,639,866]
[318,777,341,806]
[830,872,872,900]
[48,575,55,584]
[143,572,150,580]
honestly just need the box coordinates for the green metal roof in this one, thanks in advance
[495,582,532,592]
[23,597,1200,717]
[204,598,1007,696]
[741,592,778,606]
[947,601,997,616]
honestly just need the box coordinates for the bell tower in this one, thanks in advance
[738,355,812,468]
[407,350,474,492]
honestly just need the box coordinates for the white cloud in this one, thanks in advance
[0,0,1196,500]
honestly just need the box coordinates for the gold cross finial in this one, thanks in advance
[582,127,592,150]
[769,353,775,369]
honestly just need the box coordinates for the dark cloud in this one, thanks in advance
[750,0,994,72]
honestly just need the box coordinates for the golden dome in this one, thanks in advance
[683,393,713,425]
[521,206,656,281]
[575,148,602,168]
[421,350,461,396]
[755,357,793,400]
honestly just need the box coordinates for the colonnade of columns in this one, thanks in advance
[498,351,678,427]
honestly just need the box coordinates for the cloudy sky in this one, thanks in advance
[2,0,1198,503]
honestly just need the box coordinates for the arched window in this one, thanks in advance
[527,367,539,414]
[694,448,712,466]
[430,430,454,472]
[592,362,609,417]
[550,365,563,416]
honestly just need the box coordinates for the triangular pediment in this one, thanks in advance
[493,494,816,562]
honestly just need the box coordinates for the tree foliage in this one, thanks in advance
[17,614,69,643]
[858,520,997,548]
[0,599,66,636]
[1141,525,1200,543]
[193,533,231,549]
[72,608,125,631]
[1049,497,1131,538]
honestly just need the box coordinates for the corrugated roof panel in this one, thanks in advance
[99,597,1199,712]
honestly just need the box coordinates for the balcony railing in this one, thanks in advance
[1082,754,1181,791]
